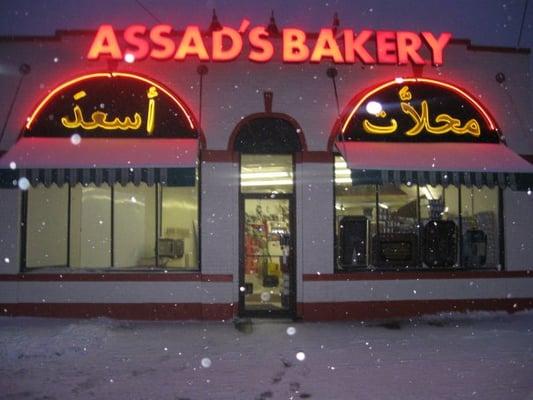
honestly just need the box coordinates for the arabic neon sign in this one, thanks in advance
[338,77,499,143]
[24,72,198,139]
[87,24,452,66]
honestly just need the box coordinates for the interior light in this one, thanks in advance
[335,177,352,184]
[241,179,293,186]
[335,161,348,169]
[241,171,289,179]
[423,186,434,200]
[378,203,389,209]
[334,169,351,176]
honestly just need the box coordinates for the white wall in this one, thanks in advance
[200,160,240,300]
[297,162,335,280]
[0,189,20,274]
[504,189,533,270]
[302,278,533,303]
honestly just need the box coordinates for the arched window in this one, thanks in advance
[230,114,306,154]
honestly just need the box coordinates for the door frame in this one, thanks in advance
[238,193,297,318]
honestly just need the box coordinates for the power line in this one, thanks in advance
[517,0,530,48]
[134,0,162,24]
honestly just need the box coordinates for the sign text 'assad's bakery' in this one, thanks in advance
[87,23,452,65]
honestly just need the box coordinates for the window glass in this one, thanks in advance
[335,183,376,269]
[420,185,460,268]
[374,183,419,268]
[461,186,500,269]
[70,184,111,269]
[241,154,293,194]
[114,183,156,268]
[334,155,500,271]
[159,185,199,269]
[26,185,68,268]
[24,176,199,272]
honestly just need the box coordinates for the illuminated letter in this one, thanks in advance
[248,26,274,62]
[343,30,375,64]
[396,31,425,65]
[282,28,309,62]
[61,105,87,129]
[124,25,150,60]
[87,25,122,60]
[363,118,398,134]
[376,31,397,64]
[401,101,427,136]
[175,26,209,61]
[212,26,243,61]
[150,24,176,60]
[421,32,452,66]
[310,29,343,63]
[146,86,158,134]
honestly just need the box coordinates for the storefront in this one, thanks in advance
[0,21,532,320]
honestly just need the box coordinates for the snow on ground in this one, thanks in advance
[1,311,532,400]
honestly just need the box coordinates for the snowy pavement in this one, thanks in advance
[1,312,532,400]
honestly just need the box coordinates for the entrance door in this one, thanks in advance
[240,195,295,317]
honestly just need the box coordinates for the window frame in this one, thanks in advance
[333,155,505,272]
[21,172,201,273]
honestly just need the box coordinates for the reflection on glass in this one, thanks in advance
[114,183,156,268]
[70,184,111,268]
[243,198,290,311]
[374,184,419,268]
[335,181,376,269]
[377,184,418,234]
[159,186,198,269]
[26,185,68,268]
[334,152,501,271]
[241,154,293,193]
[419,185,459,268]
[461,186,499,269]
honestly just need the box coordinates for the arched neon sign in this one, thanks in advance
[336,77,499,144]
[25,72,198,139]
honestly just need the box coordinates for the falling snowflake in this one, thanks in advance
[124,53,135,63]
[286,326,296,336]
[17,177,30,191]
[70,134,81,145]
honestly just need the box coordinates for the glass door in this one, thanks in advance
[240,196,294,316]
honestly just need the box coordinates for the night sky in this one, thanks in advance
[0,0,531,49]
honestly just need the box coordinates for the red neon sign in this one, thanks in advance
[87,24,452,66]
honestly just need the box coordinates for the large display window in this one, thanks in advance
[334,156,501,271]
[24,179,198,271]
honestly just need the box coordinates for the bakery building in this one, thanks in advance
[0,18,532,320]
